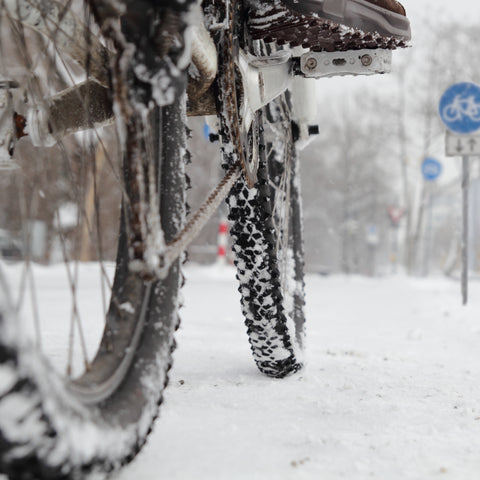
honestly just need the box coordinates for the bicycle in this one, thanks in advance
[0,0,409,478]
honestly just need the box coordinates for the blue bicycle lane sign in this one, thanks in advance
[439,82,480,134]
[422,157,442,181]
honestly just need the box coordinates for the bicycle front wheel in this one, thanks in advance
[211,0,306,378]
[227,94,306,378]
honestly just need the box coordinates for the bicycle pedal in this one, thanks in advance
[297,49,392,78]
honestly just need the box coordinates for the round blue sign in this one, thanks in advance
[422,157,442,181]
[439,82,480,134]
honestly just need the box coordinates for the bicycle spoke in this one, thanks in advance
[91,141,110,334]
[2,10,119,373]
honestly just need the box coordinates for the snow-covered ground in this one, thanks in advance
[2,264,480,480]
[111,265,480,480]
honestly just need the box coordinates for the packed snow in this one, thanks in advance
[110,266,480,480]
[1,264,480,479]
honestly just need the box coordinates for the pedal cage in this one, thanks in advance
[298,48,392,78]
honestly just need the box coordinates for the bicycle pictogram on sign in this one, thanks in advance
[439,82,480,134]
[442,95,480,123]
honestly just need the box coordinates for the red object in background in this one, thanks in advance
[387,206,405,226]
[217,218,229,263]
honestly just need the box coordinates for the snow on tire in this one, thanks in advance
[226,105,306,378]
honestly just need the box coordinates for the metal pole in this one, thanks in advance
[422,183,434,276]
[392,225,399,274]
[462,155,470,305]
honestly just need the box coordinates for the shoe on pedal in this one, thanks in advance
[248,0,411,52]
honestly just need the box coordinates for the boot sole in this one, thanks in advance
[248,0,411,52]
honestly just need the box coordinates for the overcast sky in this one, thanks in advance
[401,0,480,27]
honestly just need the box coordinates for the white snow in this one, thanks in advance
[53,203,79,230]
[113,265,480,480]
[119,302,135,314]
[0,366,16,396]
[1,264,480,479]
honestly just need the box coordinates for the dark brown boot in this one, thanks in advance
[365,0,406,16]
[248,0,411,52]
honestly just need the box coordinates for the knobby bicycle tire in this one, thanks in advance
[0,1,190,478]
[210,0,306,377]
[227,97,306,378]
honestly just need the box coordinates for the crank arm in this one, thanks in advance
[237,49,293,135]
[28,80,114,147]
[1,79,114,153]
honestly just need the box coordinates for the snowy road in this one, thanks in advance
[111,266,480,480]
[1,265,480,479]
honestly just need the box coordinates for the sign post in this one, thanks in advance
[439,82,480,304]
[461,156,470,304]
[387,206,405,274]
[421,157,442,276]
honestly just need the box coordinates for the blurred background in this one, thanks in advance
[188,0,480,277]
[2,0,480,278]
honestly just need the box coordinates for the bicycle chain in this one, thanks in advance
[160,162,241,273]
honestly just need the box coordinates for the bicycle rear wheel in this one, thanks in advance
[0,1,190,478]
